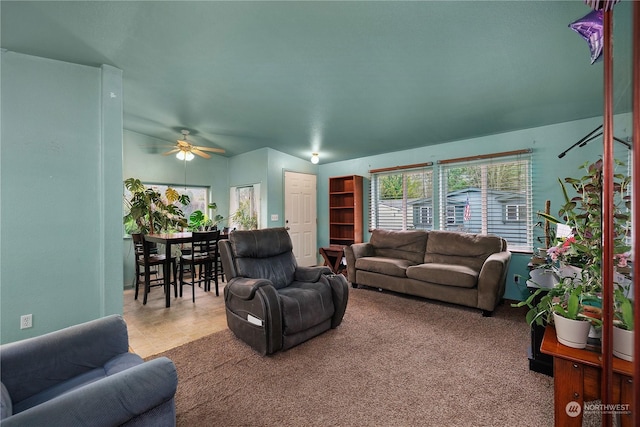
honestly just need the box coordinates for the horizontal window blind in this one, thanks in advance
[371,166,434,231]
[438,152,533,252]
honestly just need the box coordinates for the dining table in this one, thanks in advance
[145,232,193,307]
[145,231,230,307]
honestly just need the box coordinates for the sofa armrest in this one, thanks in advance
[349,242,375,259]
[226,277,275,300]
[477,251,512,312]
[295,265,332,282]
[1,315,129,403]
[2,357,178,427]
[344,243,374,284]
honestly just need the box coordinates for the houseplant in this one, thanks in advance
[230,199,258,230]
[188,202,225,231]
[514,159,630,347]
[123,178,190,234]
[613,284,634,361]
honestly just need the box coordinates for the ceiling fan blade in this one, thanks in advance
[195,146,225,154]
[191,148,211,159]
[162,148,180,156]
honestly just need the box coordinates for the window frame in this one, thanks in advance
[370,166,434,231]
[504,204,526,222]
[438,152,533,252]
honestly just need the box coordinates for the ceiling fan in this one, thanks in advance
[163,130,225,160]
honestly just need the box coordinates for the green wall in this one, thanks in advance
[1,51,123,344]
[2,50,631,345]
[316,113,633,300]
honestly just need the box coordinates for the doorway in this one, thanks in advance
[284,171,317,267]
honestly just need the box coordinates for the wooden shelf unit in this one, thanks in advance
[328,175,363,246]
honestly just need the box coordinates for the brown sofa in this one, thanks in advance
[344,229,511,316]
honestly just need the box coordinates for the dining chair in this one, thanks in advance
[132,233,178,305]
[131,233,159,296]
[179,230,221,302]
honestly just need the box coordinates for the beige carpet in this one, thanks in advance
[150,287,585,426]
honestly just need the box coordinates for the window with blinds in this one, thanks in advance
[370,166,434,231]
[439,153,533,252]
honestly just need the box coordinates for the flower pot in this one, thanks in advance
[558,265,582,280]
[529,268,558,289]
[613,326,633,362]
[553,312,591,349]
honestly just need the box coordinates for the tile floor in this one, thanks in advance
[123,280,228,358]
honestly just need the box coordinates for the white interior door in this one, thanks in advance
[284,171,317,266]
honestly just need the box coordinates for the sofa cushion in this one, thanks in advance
[370,229,429,264]
[1,382,11,420]
[406,263,479,288]
[278,281,334,335]
[424,231,504,271]
[12,353,144,415]
[355,256,413,278]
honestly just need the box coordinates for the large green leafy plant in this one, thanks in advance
[123,178,190,234]
[188,202,225,231]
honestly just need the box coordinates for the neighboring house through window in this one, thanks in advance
[370,150,532,252]
[370,164,434,231]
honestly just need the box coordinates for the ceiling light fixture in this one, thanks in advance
[176,151,195,161]
[310,153,319,164]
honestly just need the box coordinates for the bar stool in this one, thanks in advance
[179,230,220,302]
[132,233,178,305]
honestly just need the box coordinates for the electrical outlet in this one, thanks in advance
[20,314,33,329]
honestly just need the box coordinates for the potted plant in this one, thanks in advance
[123,178,190,234]
[514,159,630,347]
[515,274,598,349]
[613,284,634,361]
[188,202,226,231]
[230,199,258,230]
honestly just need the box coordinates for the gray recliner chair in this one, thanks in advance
[219,227,349,355]
[0,315,178,426]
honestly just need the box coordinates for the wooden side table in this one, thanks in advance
[319,245,346,274]
[540,325,634,426]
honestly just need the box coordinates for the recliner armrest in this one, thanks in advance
[2,357,178,427]
[226,277,275,300]
[295,266,332,282]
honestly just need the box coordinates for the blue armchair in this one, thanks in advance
[0,315,178,426]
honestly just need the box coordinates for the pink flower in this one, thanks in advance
[562,236,576,248]
[616,251,631,268]
[547,246,559,261]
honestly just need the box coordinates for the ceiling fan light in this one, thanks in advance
[311,153,319,164]
[176,150,195,161]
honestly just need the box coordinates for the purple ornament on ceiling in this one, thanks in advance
[569,9,604,65]
[584,0,620,12]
